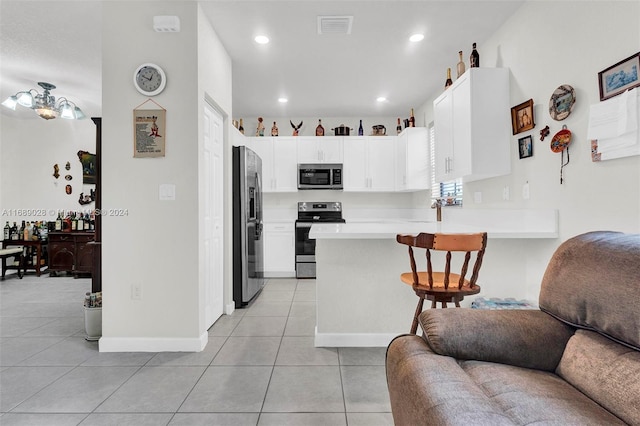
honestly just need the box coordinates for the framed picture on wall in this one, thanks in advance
[77,150,96,184]
[133,102,166,158]
[511,99,535,135]
[598,51,640,101]
[518,135,533,159]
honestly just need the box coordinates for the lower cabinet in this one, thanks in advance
[48,232,94,277]
[264,223,295,277]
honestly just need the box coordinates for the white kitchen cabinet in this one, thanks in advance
[246,137,298,192]
[264,222,295,277]
[396,127,430,191]
[433,67,510,182]
[343,136,396,191]
[297,136,343,163]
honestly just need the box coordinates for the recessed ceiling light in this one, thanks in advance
[254,35,270,44]
[278,97,288,103]
[376,96,387,103]
[409,33,424,42]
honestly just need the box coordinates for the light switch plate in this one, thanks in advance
[159,184,176,201]
[474,192,482,204]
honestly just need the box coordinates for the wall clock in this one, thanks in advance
[133,63,166,96]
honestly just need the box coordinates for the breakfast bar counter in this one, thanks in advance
[310,209,559,348]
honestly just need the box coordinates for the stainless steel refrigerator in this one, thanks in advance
[232,146,265,307]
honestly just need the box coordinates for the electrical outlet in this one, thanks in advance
[502,186,510,201]
[474,191,482,204]
[131,283,142,300]
[522,182,530,200]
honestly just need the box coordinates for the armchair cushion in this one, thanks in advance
[419,309,574,371]
[539,231,640,350]
[556,330,640,425]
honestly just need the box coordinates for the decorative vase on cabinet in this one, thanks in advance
[433,67,510,183]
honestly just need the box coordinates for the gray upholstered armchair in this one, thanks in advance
[386,231,640,425]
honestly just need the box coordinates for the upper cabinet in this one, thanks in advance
[433,68,510,182]
[297,136,343,163]
[343,136,396,192]
[396,127,430,191]
[246,137,298,192]
[234,129,431,193]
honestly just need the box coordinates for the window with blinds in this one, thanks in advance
[429,122,463,206]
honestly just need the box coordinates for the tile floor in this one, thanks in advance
[0,273,393,425]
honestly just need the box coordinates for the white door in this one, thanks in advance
[203,103,224,329]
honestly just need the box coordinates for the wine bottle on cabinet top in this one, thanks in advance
[396,118,402,135]
[409,109,415,127]
[445,68,453,89]
[457,51,466,78]
[470,42,480,68]
[358,120,364,136]
[316,119,325,136]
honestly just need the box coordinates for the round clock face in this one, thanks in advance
[134,63,166,96]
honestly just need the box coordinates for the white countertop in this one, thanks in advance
[309,209,559,239]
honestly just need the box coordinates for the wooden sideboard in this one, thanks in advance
[48,232,94,277]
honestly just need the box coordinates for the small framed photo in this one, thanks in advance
[518,135,533,159]
[511,99,535,135]
[598,52,640,101]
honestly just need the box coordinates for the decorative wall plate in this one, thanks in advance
[549,84,575,121]
[550,125,572,152]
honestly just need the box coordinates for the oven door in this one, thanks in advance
[295,221,316,278]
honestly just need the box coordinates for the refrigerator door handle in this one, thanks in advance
[255,171,264,238]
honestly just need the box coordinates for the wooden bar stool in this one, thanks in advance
[397,232,487,334]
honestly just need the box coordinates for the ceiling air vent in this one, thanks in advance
[317,15,353,35]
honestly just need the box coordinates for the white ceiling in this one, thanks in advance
[0,0,524,121]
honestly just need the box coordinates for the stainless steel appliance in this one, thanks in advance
[297,164,343,190]
[233,146,265,307]
[295,202,345,278]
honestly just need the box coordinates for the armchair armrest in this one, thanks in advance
[419,309,575,371]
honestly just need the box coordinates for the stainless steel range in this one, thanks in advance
[295,202,345,278]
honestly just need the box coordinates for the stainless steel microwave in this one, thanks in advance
[297,163,343,190]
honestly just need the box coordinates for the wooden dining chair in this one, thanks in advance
[396,232,487,334]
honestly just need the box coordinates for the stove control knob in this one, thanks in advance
[300,203,307,211]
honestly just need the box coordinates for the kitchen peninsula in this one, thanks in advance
[310,209,558,347]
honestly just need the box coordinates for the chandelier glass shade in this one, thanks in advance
[2,82,85,120]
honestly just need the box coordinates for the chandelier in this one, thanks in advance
[2,82,85,120]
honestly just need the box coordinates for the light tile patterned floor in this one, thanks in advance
[0,273,392,425]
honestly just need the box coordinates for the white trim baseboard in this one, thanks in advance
[98,332,208,352]
[314,328,398,347]
[225,302,235,315]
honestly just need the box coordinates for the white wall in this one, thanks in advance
[0,117,96,225]
[100,1,204,352]
[416,1,640,299]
